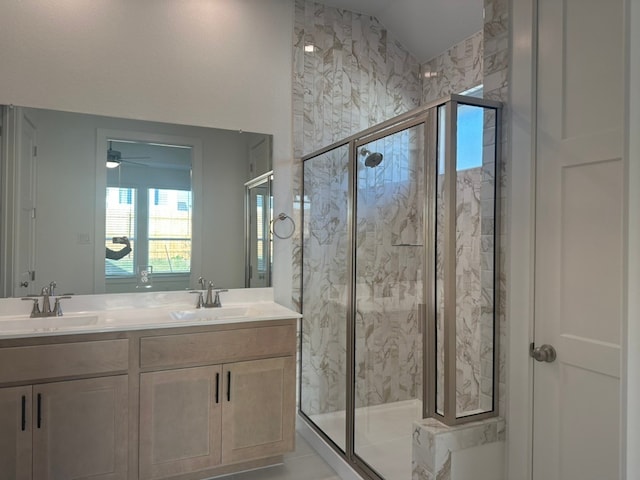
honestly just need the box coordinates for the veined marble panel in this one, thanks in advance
[421,31,483,104]
[296,0,423,416]
[293,0,421,159]
[412,417,505,480]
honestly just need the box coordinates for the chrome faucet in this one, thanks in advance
[195,277,227,308]
[21,284,71,317]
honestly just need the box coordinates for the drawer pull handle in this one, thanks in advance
[37,393,42,428]
[215,373,220,404]
[21,395,26,431]
[227,371,231,402]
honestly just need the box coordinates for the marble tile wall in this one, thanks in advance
[292,0,422,311]
[292,1,422,159]
[426,31,495,418]
[295,0,423,415]
[420,21,502,420]
[296,0,509,425]
[422,31,483,105]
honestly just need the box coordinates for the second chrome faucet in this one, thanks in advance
[192,277,228,308]
[21,282,72,317]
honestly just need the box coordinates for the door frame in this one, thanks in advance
[506,0,537,478]
[244,171,273,288]
[508,0,636,479]
[623,0,640,477]
[0,106,37,298]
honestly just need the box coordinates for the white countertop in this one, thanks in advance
[0,288,301,340]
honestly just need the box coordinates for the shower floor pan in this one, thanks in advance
[309,398,422,480]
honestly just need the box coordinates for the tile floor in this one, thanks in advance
[224,433,342,480]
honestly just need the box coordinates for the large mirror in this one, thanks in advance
[0,105,272,297]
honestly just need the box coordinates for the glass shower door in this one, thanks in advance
[300,144,350,452]
[353,123,425,479]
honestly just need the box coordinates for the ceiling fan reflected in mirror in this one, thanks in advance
[106,141,151,169]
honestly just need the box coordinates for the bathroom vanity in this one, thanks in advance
[0,290,299,480]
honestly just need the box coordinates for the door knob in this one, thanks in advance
[530,343,557,363]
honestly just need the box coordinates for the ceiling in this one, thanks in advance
[315,0,483,63]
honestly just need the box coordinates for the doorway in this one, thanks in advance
[245,172,273,288]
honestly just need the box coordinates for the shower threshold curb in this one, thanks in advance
[297,414,364,480]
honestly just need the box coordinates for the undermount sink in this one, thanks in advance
[169,306,249,322]
[0,315,100,332]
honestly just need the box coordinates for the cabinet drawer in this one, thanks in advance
[0,339,129,384]
[140,324,296,369]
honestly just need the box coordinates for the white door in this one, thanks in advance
[15,110,37,296]
[533,0,624,479]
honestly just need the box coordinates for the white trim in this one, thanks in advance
[506,0,536,479]
[0,106,16,297]
[623,0,640,478]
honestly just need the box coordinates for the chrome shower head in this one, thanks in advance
[360,148,384,168]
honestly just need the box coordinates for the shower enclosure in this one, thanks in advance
[300,95,501,480]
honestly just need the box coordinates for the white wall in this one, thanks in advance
[0,0,294,302]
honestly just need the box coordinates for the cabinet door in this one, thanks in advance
[0,386,32,480]
[32,375,128,480]
[139,365,223,480]
[222,356,295,464]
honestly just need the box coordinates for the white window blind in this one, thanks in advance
[105,187,136,275]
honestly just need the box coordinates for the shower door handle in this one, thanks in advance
[530,343,557,363]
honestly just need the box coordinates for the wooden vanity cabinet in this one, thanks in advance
[0,338,130,480]
[138,321,297,480]
[0,317,297,480]
[0,376,128,480]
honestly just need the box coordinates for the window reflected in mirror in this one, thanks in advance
[105,140,192,291]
